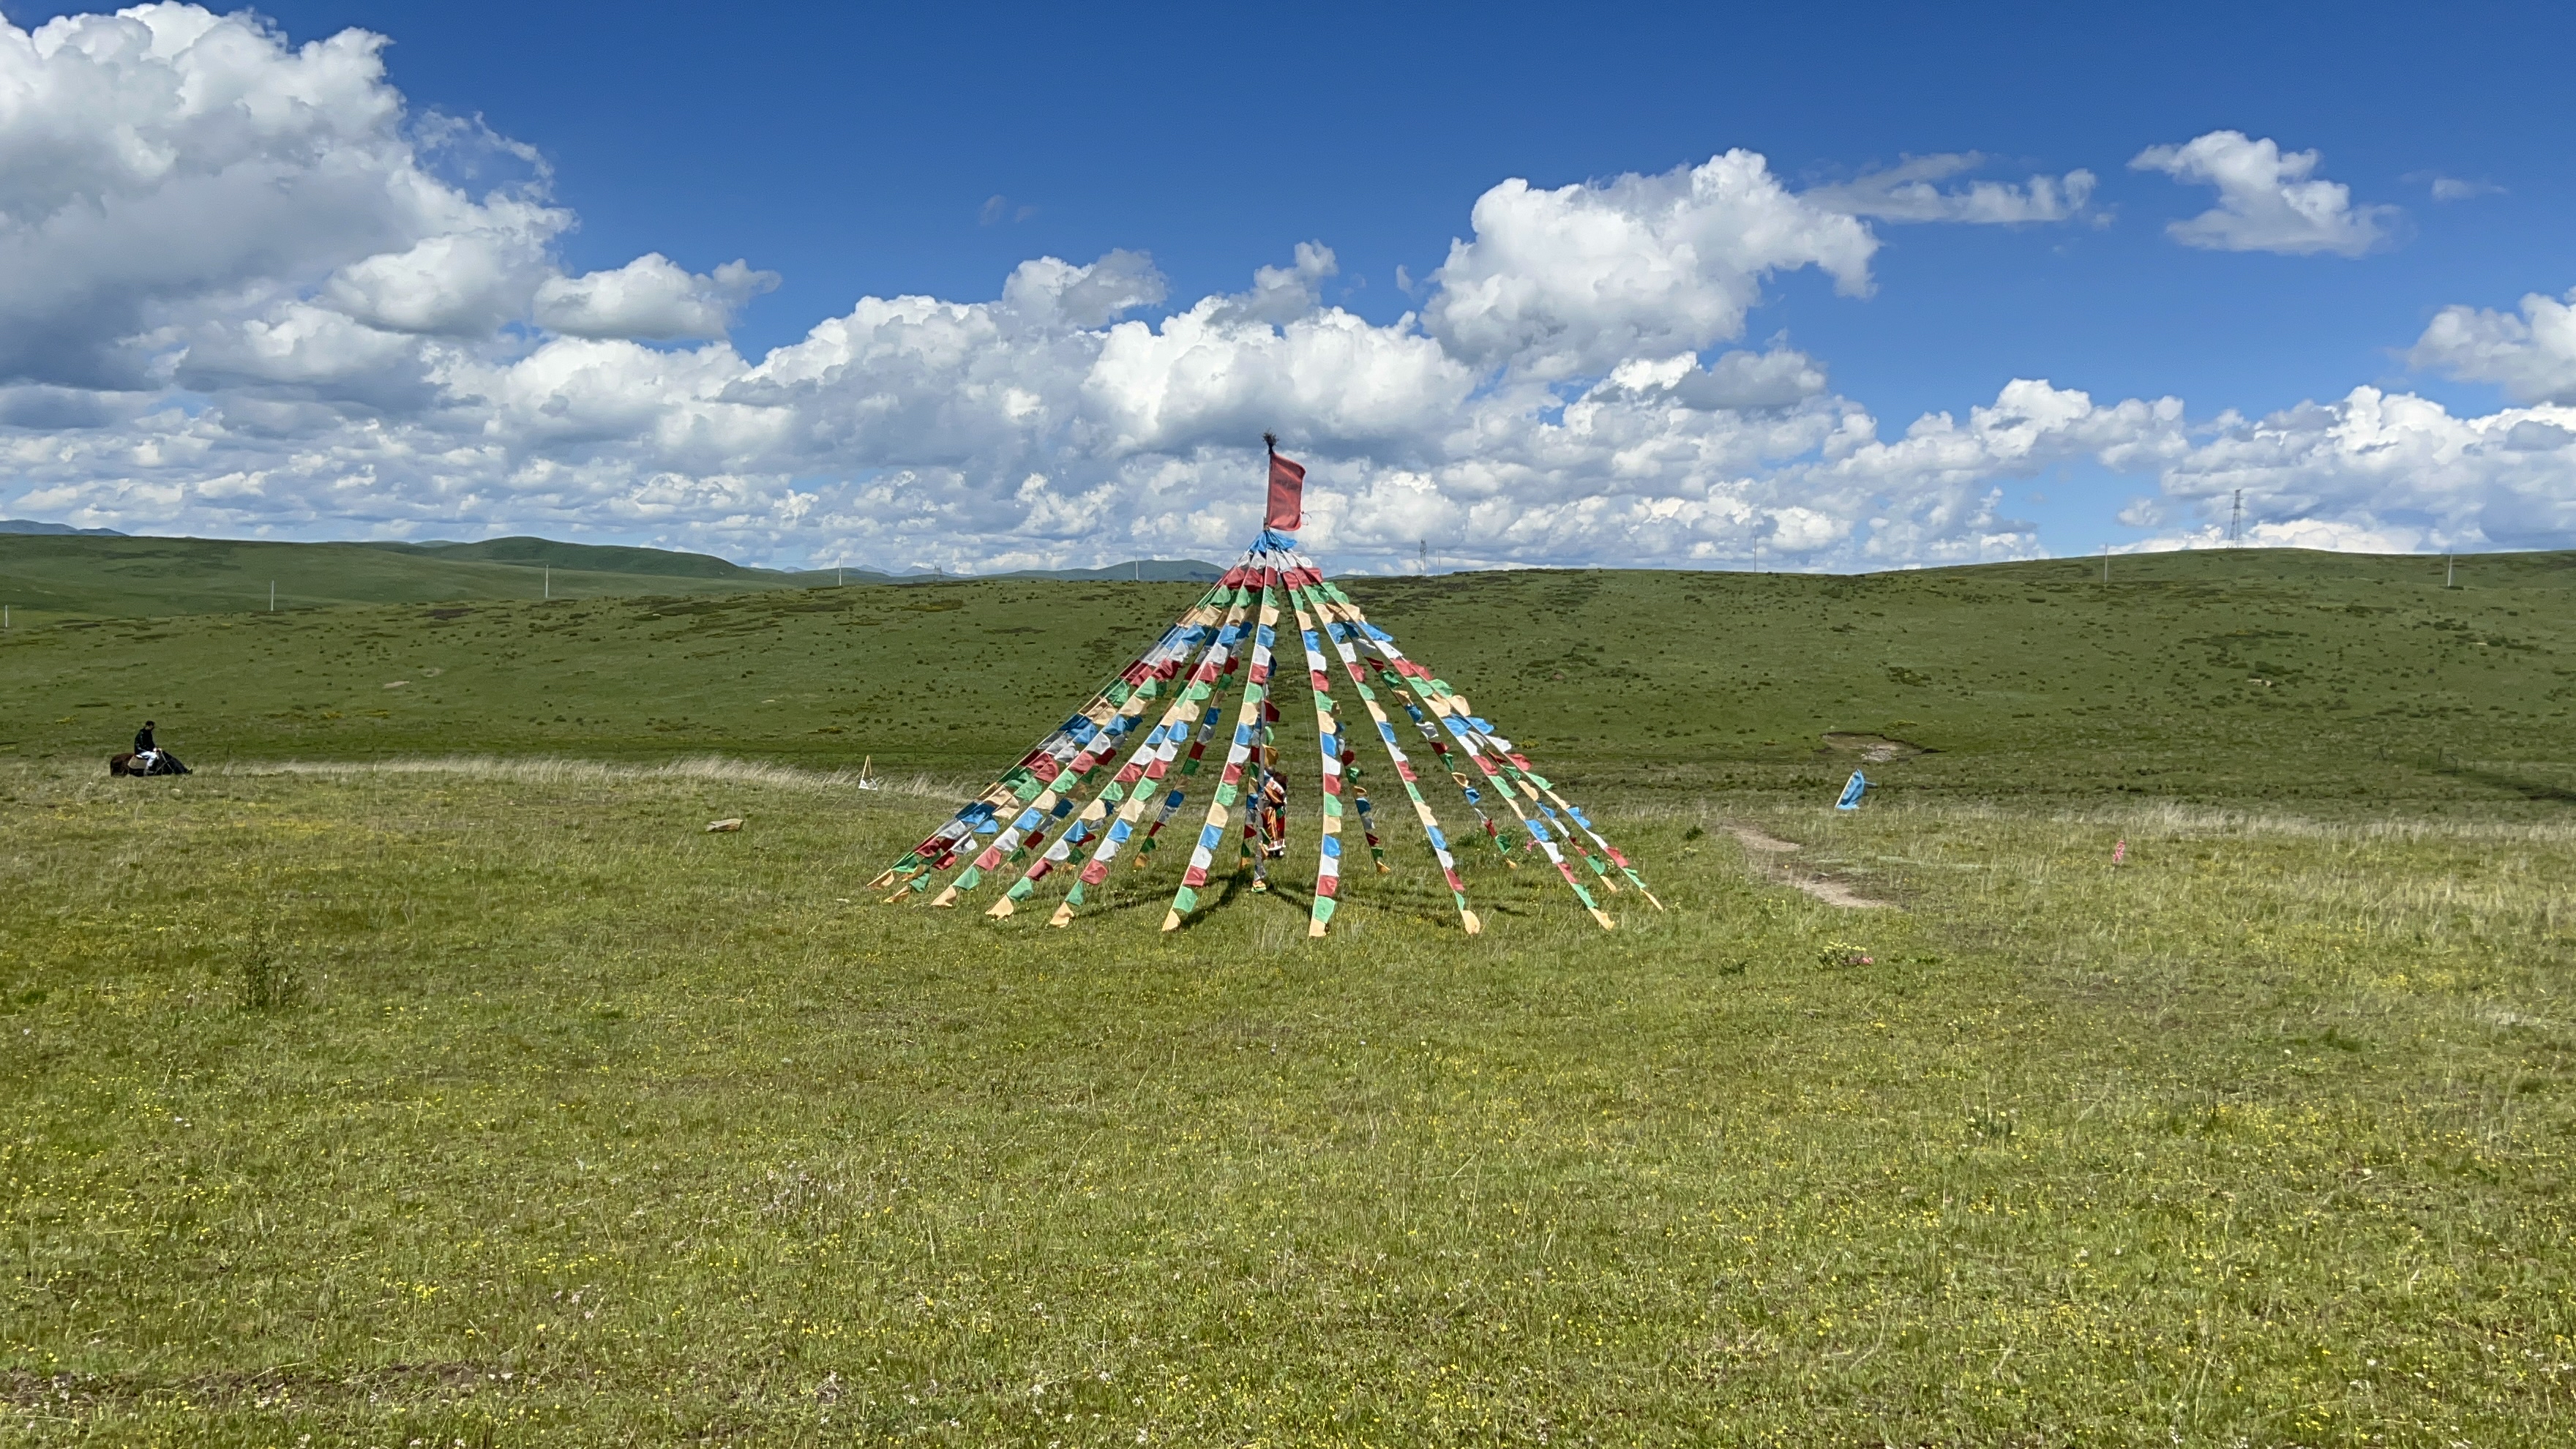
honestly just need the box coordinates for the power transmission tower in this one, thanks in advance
[2226,490,2244,546]
[1418,539,1429,575]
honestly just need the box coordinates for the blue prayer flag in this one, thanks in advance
[1835,771,1868,811]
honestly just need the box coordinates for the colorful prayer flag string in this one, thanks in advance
[987,570,1262,918]
[1161,553,1287,931]
[1299,555,1660,914]
[886,445,1654,937]
[1277,558,1480,935]
[866,572,1240,896]
[926,565,1248,907]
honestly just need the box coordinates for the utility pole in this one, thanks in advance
[544,565,551,600]
[2101,546,2110,585]
[2446,553,2456,588]
[269,581,276,612]
[2227,490,2244,546]
[837,564,844,587]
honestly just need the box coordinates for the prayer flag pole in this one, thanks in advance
[887,435,1650,937]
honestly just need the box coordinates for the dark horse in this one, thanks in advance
[109,751,190,776]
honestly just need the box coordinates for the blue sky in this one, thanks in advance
[236,1,2566,395]
[3,1,2572,568]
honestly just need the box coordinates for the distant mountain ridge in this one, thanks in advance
[355,536,1227,583]
[985,559,1229,583]
[1,518,126,536]
[4,523,1225,583]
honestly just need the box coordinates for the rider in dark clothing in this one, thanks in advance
[123,719,187,776]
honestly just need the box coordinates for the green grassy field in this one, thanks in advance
[2,545,2573,1444]
[3,545,2570,805]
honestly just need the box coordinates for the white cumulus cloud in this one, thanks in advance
[2130,130,2395,256]
[324,217,558,336]
[0,3,506,386]
[533,255,780,340]
[1802,154,2099,225]
[1598,345,1831,411]
[0,3,775,389]
[2128,387,2576,552]
[2409,288,2576,405]
[2429,176,2503,202]
[1420,150,1877,379]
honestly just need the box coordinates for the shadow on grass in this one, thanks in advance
[1014,851,1543,935]
[1061,864,1257,930]
[2436,763,2576,805]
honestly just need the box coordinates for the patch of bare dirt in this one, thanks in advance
[1789,875,1890,909]
[1726,825,1892,909]
[1819,732,1932,764]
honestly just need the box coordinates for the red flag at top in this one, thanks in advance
[1264,441,1305,531]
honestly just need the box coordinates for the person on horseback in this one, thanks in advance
[120,719,187,775]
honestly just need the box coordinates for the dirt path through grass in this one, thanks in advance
[1727,822,1892,907]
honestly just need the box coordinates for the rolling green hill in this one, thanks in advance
[3,544,2569,810]
[0,533,807,621]
[0,533,1232,624]
[353,535,831,580]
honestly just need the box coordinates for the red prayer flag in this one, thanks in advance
[1265,447,1305,531]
